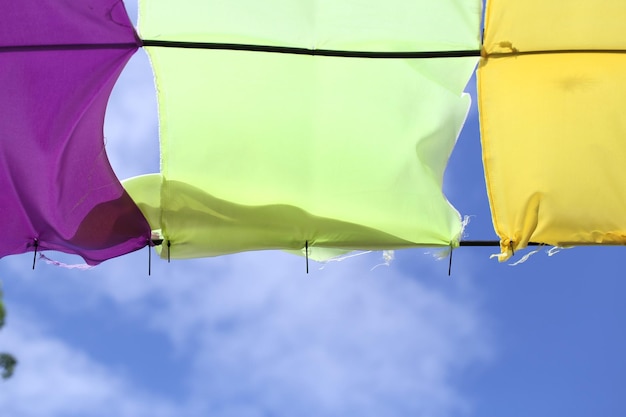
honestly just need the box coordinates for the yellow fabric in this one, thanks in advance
[483,1,626,53]
[481,0,626,260]
[480,53,626,260]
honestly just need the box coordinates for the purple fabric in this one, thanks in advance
[0,0,150,264]
[0,0,138,47]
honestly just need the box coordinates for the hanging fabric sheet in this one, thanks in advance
[0,0,151,264]
[479,0,626,260]
[125,0,481,260]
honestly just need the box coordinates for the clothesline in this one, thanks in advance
[141,40,482,58]
[7,40,626,58]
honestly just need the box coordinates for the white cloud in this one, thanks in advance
[8,249,492,417]
[0,308,178,417]
[174,253,490,417]
[105,50,160,180]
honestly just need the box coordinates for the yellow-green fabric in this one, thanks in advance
[126,0,480,260]
[138,0,480,52]
[480,1,626,260]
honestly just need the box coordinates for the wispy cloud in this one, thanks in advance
[105,50,160,180]
[3,250,492,417]
[0,307,177,417]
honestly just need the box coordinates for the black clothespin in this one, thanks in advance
[148,240,152,276]
[448,245,453,276]
[305,241,309,274]
[510,240,515,256]
[167,240,171,263]
[32,238,39,270]
[148,238,164,275]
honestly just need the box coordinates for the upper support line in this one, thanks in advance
[487,48,626,58]
[139,41,626,59]
[5,41,626,59]
[0,43,139,53]
[141,39,481,59]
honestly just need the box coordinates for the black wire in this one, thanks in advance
[0,43,138,53]
[141,39,481,59]
[7,40,626,60]
[458,240,542,247]
[148,239,543,249]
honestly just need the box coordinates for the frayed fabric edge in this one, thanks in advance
[39,254,93,270]
[431,214,471,260]
[371,250,395,270]
[508,248,540,266]
[502,245,572,266]
[318,250,396,271]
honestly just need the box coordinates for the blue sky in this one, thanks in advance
[1,2,626,416]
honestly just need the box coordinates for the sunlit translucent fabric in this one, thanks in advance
[126,0,480,260]
[479,0,626,260]
[483,1,626,52]
[0,0,150,264]
[138,0,481,52]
